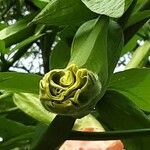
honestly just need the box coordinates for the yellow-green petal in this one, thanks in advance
[39,64,101,118]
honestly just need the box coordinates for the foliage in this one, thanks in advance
[0,0,150,150]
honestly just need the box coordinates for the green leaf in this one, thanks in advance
[13,93,55,124]
[0,14,36,47]
[6,109,38,126]
[118,0,138,28]
[68,17,123,97]
[58,25,79,41]
[31,115,103,150]
[0,132,33,150]
[133,0,149,12]
[0,92,16,113]
[0,23,7,31]
[96,90,150,150]
[13,93,105,131]
[32,0,50,9]
[50,40,71,69]
[125,40,150,69]
[123,10,150,44]
[32,115,75,150]
[0,116,34,149]
[69,16,109,86]
[0,72,41,94]
[121,19,149,55]
[138,21,150,39]
[32,0,97,26]
[81,0,125,18]
[31,123,48,149]
[107,20,124,78]
[125,10,150,29]
[74,114,104,131]
[109,68,150,112]
[124,0,134,11]
[68,18,123,80]
[9,34,44,54]
[0,40,7,54]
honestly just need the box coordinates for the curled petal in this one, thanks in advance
[39,64,101,118]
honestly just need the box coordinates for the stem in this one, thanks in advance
[126,40,150,69]
[32,115,76,150]
[35,25,45,36]
[69,128,150,141]
[40,28,58,73]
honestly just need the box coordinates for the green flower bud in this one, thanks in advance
[39,64,101,118]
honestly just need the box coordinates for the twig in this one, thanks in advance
[69,128,150,141]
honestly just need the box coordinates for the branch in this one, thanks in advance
[69,128,150,141]
[40,28,58,73]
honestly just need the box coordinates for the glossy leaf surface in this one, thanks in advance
[13,93,55,125]
[0,72,41,94]
[50,40,71,69]
[69,16,109,87]
[109,68,150,112]
[32,0,97,26]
